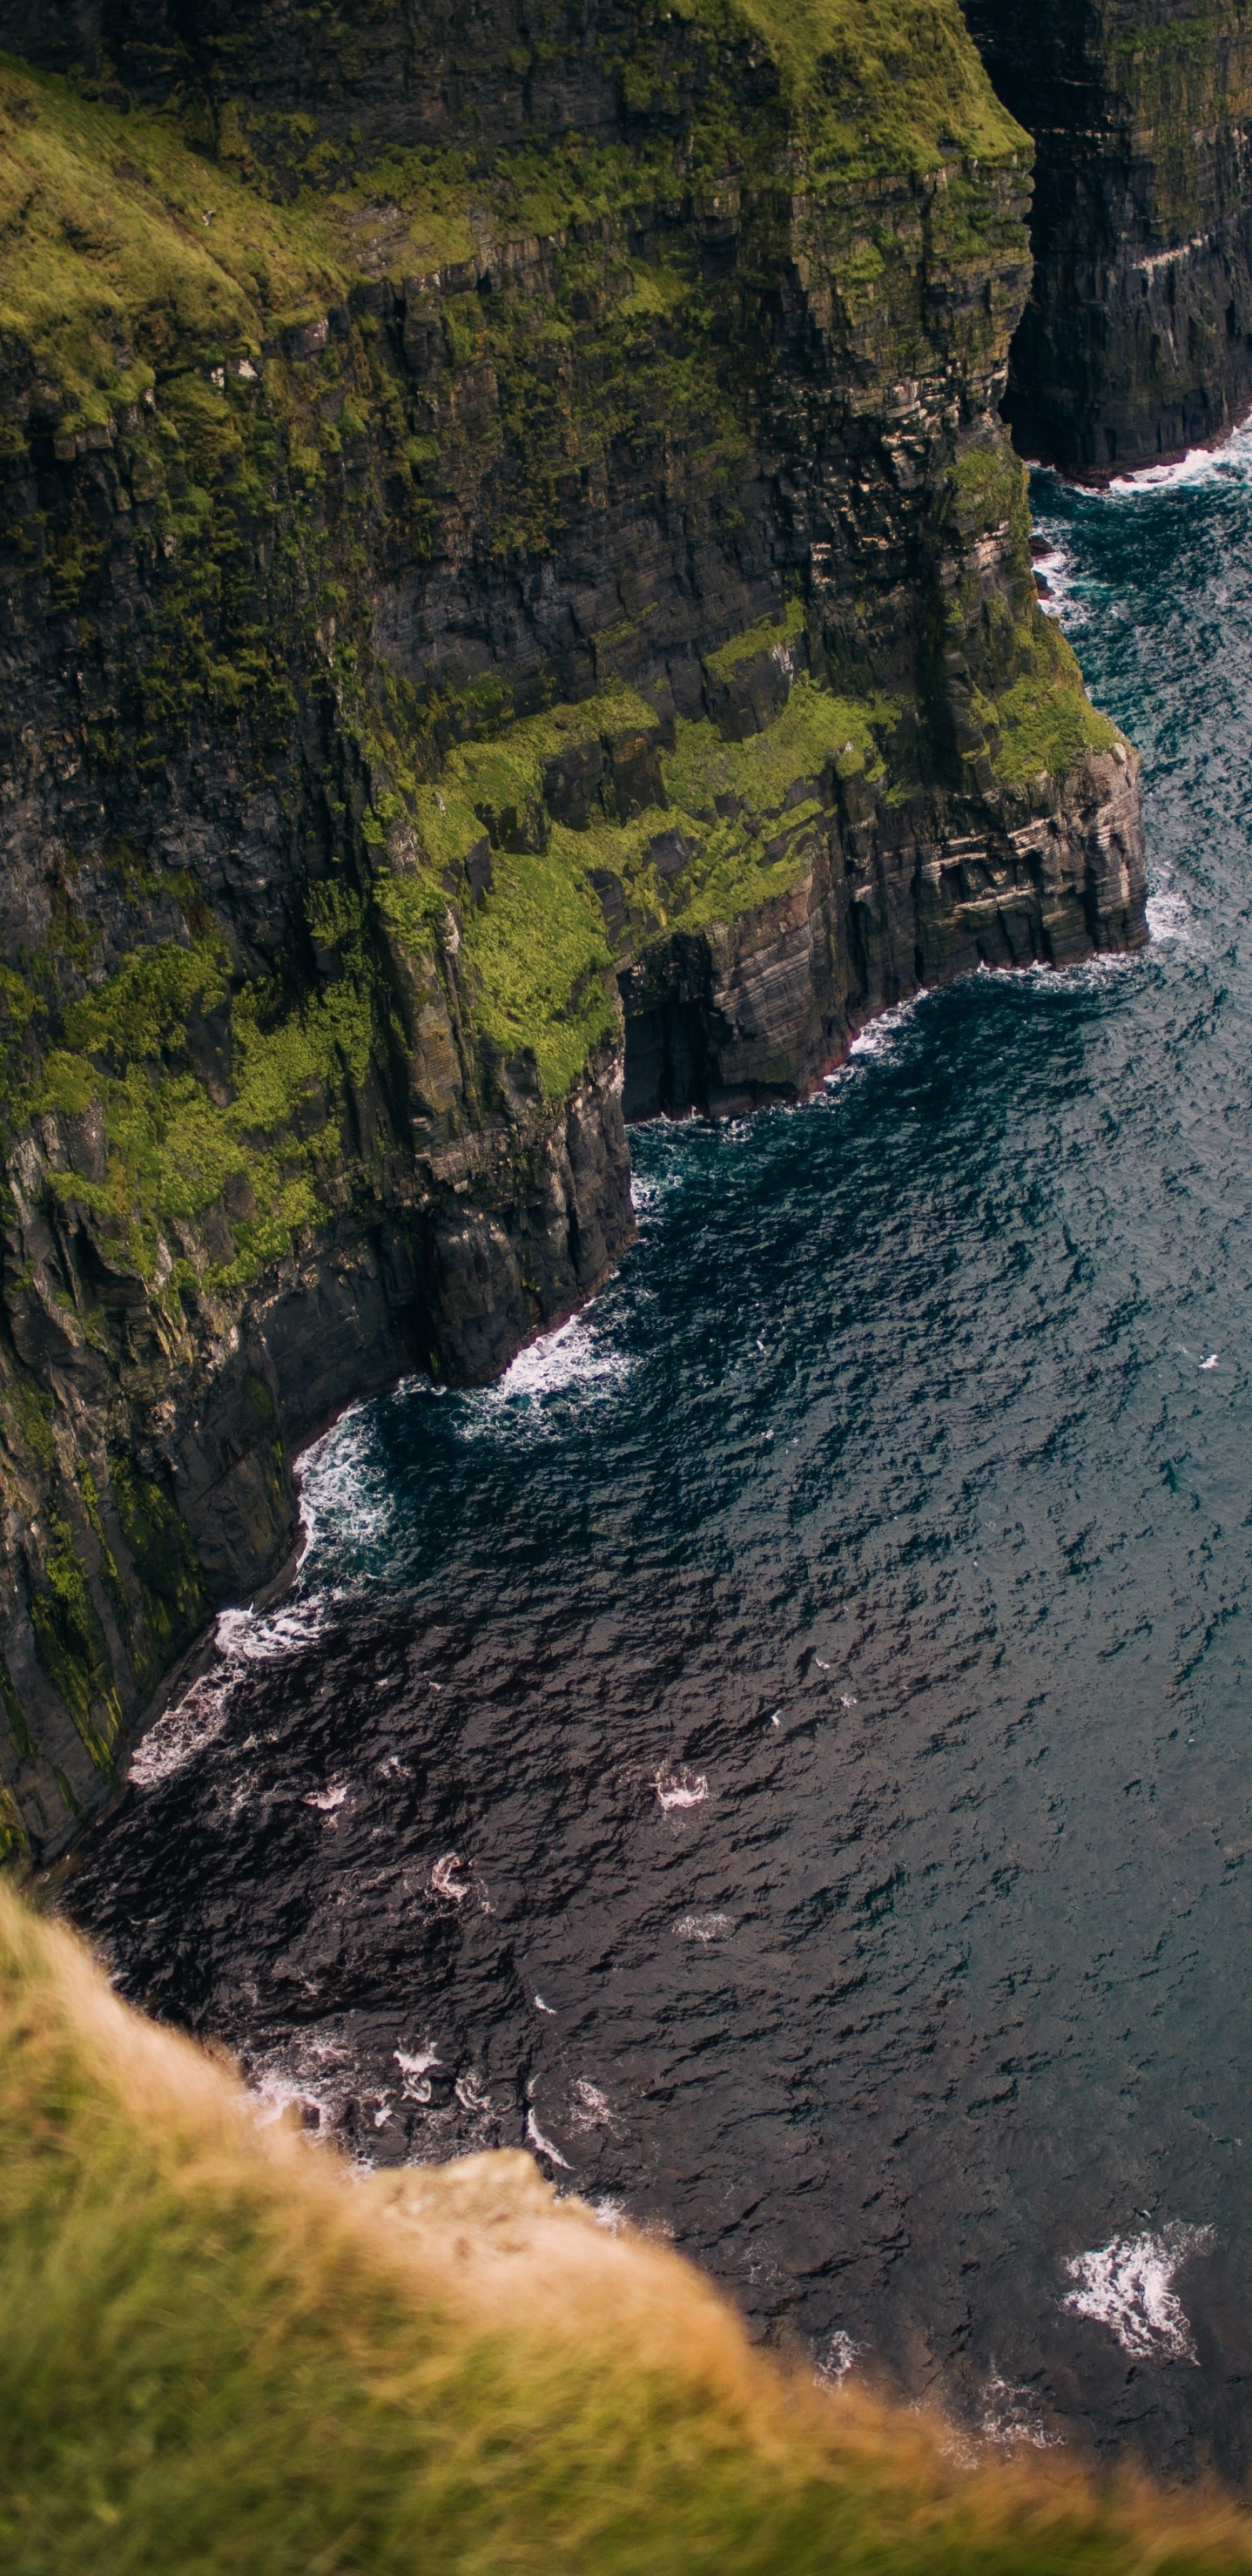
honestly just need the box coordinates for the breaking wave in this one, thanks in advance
[1062,2226,1216,2364]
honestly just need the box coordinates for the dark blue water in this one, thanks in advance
[67,435,1252,2473]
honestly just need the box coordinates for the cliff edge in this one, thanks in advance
[4,1881,1252,2572]
[0,0,1144,1855]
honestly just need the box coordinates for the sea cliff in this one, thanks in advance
[963,0,1252,474]
[0,0,1144,1854]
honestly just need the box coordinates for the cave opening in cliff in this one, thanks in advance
[621,996,711,1123]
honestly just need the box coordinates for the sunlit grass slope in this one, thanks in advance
[1,1885,1250,2574]
[0,0,1023,435]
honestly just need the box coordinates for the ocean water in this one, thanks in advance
[65,428,1252,2473]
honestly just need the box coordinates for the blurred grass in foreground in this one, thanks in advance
[1,1881,1249,2574]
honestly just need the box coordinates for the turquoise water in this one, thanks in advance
[68,433,1252,2470]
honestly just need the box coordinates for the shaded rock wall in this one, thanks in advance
[963,0,1252,474]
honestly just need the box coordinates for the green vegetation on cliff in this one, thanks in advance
[37,925,376,1295]
[0,0,1138,1851]
[732,0,1022,178]
[0,0,1026,434]
[0,29,1060,1271]
[380,653,909,1097]
[2,1882,1249,2574]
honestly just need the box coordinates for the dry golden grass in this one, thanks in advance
[3,1878,1252,2572]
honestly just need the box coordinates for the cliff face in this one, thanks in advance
[0,0,1145,1856]
[963,0,1252,475]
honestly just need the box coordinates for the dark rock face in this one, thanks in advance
[621,745,1143,1115]
[0,0,631,146]
[963,0,1252,475]
[0,0,1144,1853]
[0,1064,634,1858]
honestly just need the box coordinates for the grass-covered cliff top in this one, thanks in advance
[1,1879,1249,2574]
[0,0,1027,430]
[709,0,1026,172]
[0,51,466,424]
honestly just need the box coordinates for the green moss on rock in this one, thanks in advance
[703,601,806,686]
[29,1513,122,1774]
[0,1781,26,1861]
[108,1458,209,1671]
[461,849,617,1102]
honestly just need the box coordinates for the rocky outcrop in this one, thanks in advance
[620,743,1142,1116]
[0,0,1143,1856]
[963,0,1252,475]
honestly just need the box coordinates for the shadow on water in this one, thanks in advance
[65,429,1252,2475]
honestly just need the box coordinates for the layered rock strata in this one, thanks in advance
[963,0,1252,475]
[0,0,1144,1853]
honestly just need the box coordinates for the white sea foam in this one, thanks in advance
[131,1588,340,1790]
[251,2074,331,2131]
[844,994,926,1064]
[430,1852,472,1903]
[496,1312,633,1400]
[304,1780,350,1818]
[630,1166,686,1225]
[526,2107,572,2169]
[1025,945,1141,996]
[824,932,1146,1113]
[569,2078,619,2134]
[1142,854,1196,942]
[293,1397,401,1582]
[654,1763,709,1811]
[215,1596,333,1665]
[674,1912,732,1942]
[816,2330,865,2385]
[1028,415,1252,506]
[450,1310,636,1448]
[1031,543,1075,621]
[395,2045,441,2102]
[127,1668,232,1786]
[978,2370,1062,2451]
[1062,2222,1215,2361]
[394,2046,441,2075]
[1030,529,1100,631]
[246,2020,361,2136]
[1098,412,1252,497]
[133,1397,411,1791]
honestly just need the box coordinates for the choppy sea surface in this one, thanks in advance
[65,428,1252,2473]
